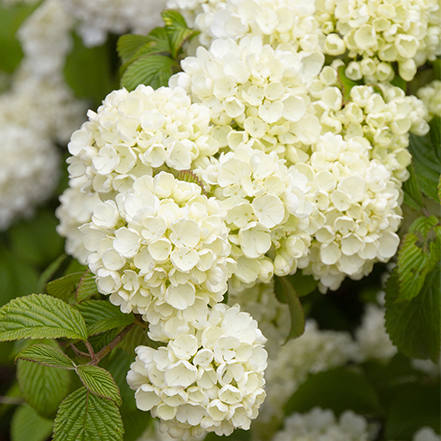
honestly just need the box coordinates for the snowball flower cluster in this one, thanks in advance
[273,407,371,441]
[294,133,402,291]
[171,36,324,160]
[167,0,324,52]
[80,172,234,341]
[411,427,441,441]
[60,0,167,47]
[417,80,441,120]
[316,0,441,81]
[199,145,315,288]
[66,85,219,196]
[0,124,59,230]
[127,303,267,440]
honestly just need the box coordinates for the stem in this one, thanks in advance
[0,396,24,405]
[70,344,90,359]
[84,340,97,363]
[89,323,136,366]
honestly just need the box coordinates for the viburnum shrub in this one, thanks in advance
[0,1,439,441]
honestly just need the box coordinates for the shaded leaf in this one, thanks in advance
[117,34,153,64]
[75,270,99,303]
[0,294,88,342]
[76,365,122,406]
[16,344,76,370]
[11,405,53,441]
[121,54,176,91]
[385,267,441,361]
[47,272,83,303]
[38,254,69,294]
[274,276,305,341]
[53,387,124,441]
[337,65,360,104]
[402,163,424,210]
[74,300,135,336]
[117,324,149,355]
[287,271,319,297]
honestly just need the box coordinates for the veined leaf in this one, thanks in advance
[408,215,439,236]
[15,344,76,370]
[11,405,53,441]
[38,254,69,294]
[53,387,124,441]
[162,9,199,58]
[274,276,305,341]
[117,34,153,64]
[17,356,71,418]
[385,267,441,362]
[117,324,149,354]
[121,54,177,91]
[402,163,424,210]
[74,300,135,336]
[47,272,83,303]
[76,365,122,406]
[75,270,99,303]
[0,294,88,342]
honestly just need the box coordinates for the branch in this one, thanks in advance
[70,344,90,359]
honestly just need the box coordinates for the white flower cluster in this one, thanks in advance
[294,132,403,291]
[127,304,267,439]
[316,0,441,81]
[0,124,59,230]
[166,0,324,52]
[273,407,371,441]
[417,80,441,120]
[60,0,167,47]
[199,144,315,289]
[411,427,441,441]
[79,172,234,341]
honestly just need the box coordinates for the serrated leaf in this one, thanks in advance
[117,34,153,64]
[403,163,424,210]
[337,65,360,104]
[17,356,71,418]
[162,9,199,58]
[121,54,177,91]
[16,344,76,370]
[75,270,99,303]
[176,170,207,194]
[409,133,441,202]
[11,405,53,441]
[53,387,124,441]
[47,272,83,303]
[274,276,305,341]
[76,365,122,406]
[409,215,439,236]
[0,294,88,342]
[284,367,382,416]
[385,267,441,361]
[74,300,135,336]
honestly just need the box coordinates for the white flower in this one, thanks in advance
[127,303,267,440]
[0,124,60,230]
[413,427,441,441]
[81,172,234,340]
[417,80,441,120]
[273,407,371,441]
[60,0,168,47]
[67,85,219,196]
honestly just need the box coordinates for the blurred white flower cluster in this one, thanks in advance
[417,80,441,120]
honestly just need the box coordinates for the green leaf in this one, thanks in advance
[53,387,124,441]
[38,254,69,294]
[76,365,122,406]
[402,163,424,210]
[11,405,53,441]
[117,34,153,64]
[429,116,441,156]
[384,383,440,440]
[15,344,76,370]
[284,367,382,417]
[0,294,88,342]
[17,355,71,418]
[74,300,135,336]
[161,9,199,58]
[274,276,305,341]
[385,267,441,361]
[75,270,99,303]
[64,33,116,106]
[117,324,149,354]
[337,65,360,104]
[287,270,319,297]
[47,272,84,303]
[409,215,439,236]
[120,54,177,91]
[409,132,441,202]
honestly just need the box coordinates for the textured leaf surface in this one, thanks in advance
[10,405,53,441]
[53,387,124,441]
[15,344,76,369]
[385,268,441,361]
[17,357,70,418]
[274,276,305,341]
[121,55,176,91]
[117,34,153,64]
[76,365,122,406]
[74,300,135,336]
[75,270,99,303]
[0,294,88,342]
[47,272,83,303]
[402,164,424,210]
